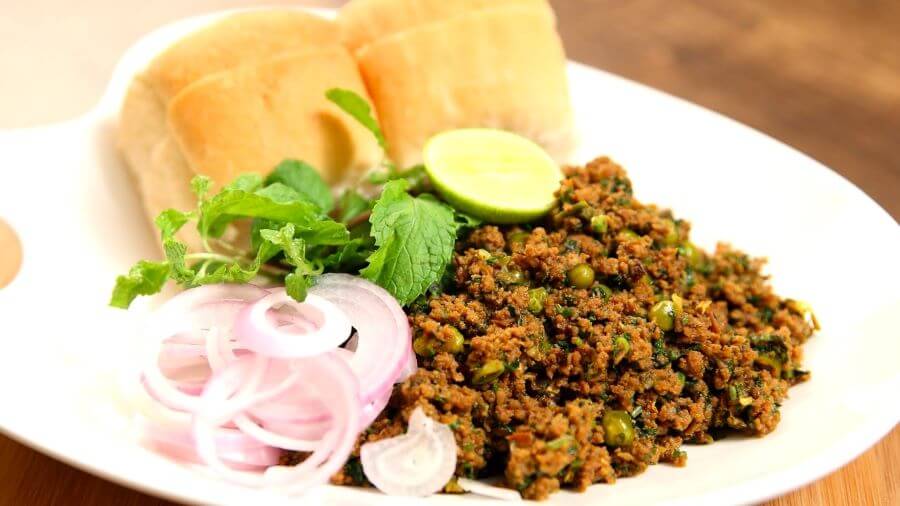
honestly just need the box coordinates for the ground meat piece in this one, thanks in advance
[319,157,816,499]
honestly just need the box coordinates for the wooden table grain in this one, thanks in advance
[1,1,897,505]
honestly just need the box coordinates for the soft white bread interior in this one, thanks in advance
[354,5,574,168]
[338,0,553,54]
[118,10,381,250]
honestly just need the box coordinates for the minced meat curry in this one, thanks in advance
[299,157,818,499]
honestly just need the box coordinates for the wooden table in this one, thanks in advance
[1,1,897,504]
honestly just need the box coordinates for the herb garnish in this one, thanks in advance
[112,89,473,308]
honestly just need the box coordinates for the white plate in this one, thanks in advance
[0,7,898,506]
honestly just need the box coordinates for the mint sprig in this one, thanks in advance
[361,180,457,305]
[112,90,474,309]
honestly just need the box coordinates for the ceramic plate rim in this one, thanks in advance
[0,7,897,506]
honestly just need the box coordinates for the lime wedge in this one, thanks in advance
[423,129,563,224]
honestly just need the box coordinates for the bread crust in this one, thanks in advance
[119,76,203,250]
[338,0,553,54]
[145,10,339,103]
[355,5,574,167]
[167,46,381,188]
[118,10,382,250]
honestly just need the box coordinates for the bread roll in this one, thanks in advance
[167,47,379,188]
[118,10,381,250]
[120,76,202,249]
[146,10,339,103]
[338,0,552,54]
[354,5,573,168]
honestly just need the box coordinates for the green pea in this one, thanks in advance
[528,288,548,313]
[602,410,635,447]
[679,242,704,269]
[546,435,574,450]
[755,353,783,378]
[555,200,591,220]
[507,231,530,251]
[786,299,821,331]
[567,263,595,289]
[413,335,436,357]
[472,359,506,385]
[444,327,465,354]
[444,478,464,494]
[593,284,612,300]
[590,214,608,235]
[676,372,686,387]
[662,219,679,246]
[650,300,676,331]
[618,229,640,242]
[488,253,511,266]
[498,268,526,285]
[612,336,630,364]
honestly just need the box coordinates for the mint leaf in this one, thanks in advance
[367,164,426,189]
[227,173,264,192]
[154,209,193,240]
[192,261,258,285]
[190,239,280,286]
[361,180,456,305]
[260,223,319,301]
[266,160,334,212]
[259,224,305,264]
[109,261,169,308]
[162,238,193,283]
[337,189,372,224]
[300,221,351,246]
[198,188,348,246]
[322,237,371,271]
[285,272,311,301]
[454,210,482,230]
[249,218,281,261]
[113,162,360,308]
[326,88,387,151]
[255,183,305,204]
[191,175,212,201]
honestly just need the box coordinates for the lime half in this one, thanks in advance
[423,129,563,224]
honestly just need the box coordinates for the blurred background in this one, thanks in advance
[1,1,897,504]
[2,0,897,221]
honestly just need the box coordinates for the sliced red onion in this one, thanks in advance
[232,415,323,452]
[360,389,392,429]
[191,361,290,486]
[310,274,411,402]
[235,290,351,358]
[397,347,418,383]
[148,441,279,471]
[261,354,362,494]
[245,276,413,424]
[135,277,415,496]
[149,285,270,340]
[138,417,280,469]
[205,327,231,372]
[360,407,457,497]
[192,352,360,492]
[138,416,264,451]
[457,478,523,501]
[142,287,269,413]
